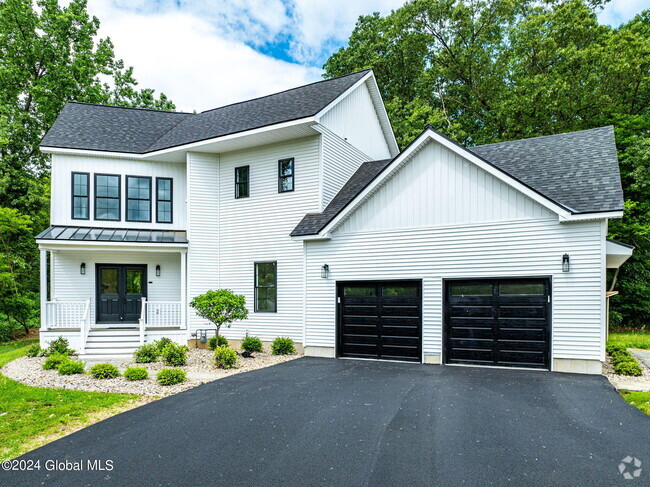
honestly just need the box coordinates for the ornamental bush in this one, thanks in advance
[611,350,634,366]
[154,337,174,353]
[160,343,187,366]
[189,290,248,338]
[156,368,186,386]
[214,345,238,369]
[614,361,643,376]
[241,335,263,353]
[26,344,43,357]
[45,336,76,356]
[43,353,70,370]
[58,360,85,375]
[606,343,626,355]
[124,367,149,381]
[271,337,295,355]
[208,335,228,350]
[89,363,120,379]
[134,344,159,363]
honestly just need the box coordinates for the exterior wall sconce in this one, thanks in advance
[321,264,330,279]
[80,262,86,275]
[156,265,161,277]
[562,254,570,272]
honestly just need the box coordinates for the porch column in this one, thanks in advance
[49,251,55,299]
[40,249,47,331]
[181,250,187,329]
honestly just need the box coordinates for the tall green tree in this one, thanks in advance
[0,0,176,334]
[324,0,650,327]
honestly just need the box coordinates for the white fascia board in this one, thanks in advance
[290,233,332,242]
[559,211,623,222]
[37,241,188,252]
[314,72,400,157]
[317,129,572,237]
[40,117,316,160]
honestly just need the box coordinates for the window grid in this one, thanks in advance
[126,176,152,223]
[254,261,277,313]
[71,172,90,220]
[94,174,121,221]
[278,158,294,193]
[156,177,173,223]
[235,166,249,199]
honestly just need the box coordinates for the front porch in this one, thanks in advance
[36,226,189,357]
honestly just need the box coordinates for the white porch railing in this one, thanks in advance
[45,300,90,330]
[139,299,183,344]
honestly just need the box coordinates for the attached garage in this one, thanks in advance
[444,279,551,369]
[337,281,422,362]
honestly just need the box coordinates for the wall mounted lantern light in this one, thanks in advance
[156,265,161,277]
[562,254,570,272]
[80,262,86,275]
[321,264,330,279]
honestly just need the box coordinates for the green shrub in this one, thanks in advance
[26,344,43,357]
[89,363,120,379]
[45,336,76,356]
[160,343,187,366]
[614,361,643,376]
[214,345,238,369]
[134,344,159,363]
[241,335,263,353]
[154,337,174,353]
[271,337,295,355]
[606,343,626,355]
[124,367,148,381]
[58,360,85,375]
[208,335,228,350]
[156,368,186,386]
[42,353,70,370]
[611,350,634,365]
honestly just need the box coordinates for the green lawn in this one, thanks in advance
[0,339,143,461]
[608,330,650,350]
[621,391,650,416]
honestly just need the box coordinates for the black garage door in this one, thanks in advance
[337,281,422,362]
[444,278,551,369]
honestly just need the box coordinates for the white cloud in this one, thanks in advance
[598,0,650,26]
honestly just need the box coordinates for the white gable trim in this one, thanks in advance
[316,128,579,237]
[315,72,399,157]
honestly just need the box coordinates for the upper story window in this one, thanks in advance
[278,158,294,193]
[156,177,173,223]
[71,172,90,220]
[235,166,249,199]
[126,176,152,222]
[254,261,277,312]
[94,174,120,221]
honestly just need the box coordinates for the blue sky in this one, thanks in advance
[87,0,650,112]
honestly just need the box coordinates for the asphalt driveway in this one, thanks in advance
[2,357,649,487]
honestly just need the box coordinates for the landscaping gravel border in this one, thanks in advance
[603,351,650,392]
[1,349,301,396]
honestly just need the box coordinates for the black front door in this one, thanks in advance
[96,264,147,324]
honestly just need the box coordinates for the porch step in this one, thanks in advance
[81,347,138,356]
[83,329,141,357]
[86,335,141,343]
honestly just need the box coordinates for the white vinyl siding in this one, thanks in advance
[320,127,372,208]
[52,250,181,326]
[335,140,555,234]
[305,218,605,362]
[319,81,392,160]
[187,152,219,329]
[50,154,186,229]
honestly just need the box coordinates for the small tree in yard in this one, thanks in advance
[189,290,248,339]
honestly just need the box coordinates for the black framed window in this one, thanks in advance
[126,176,152,222]
[235,166,249,198]
[71,172,90,220]
[94,174,120,221]
[156,178,173,223]
[255,262,277,312]
[278,158,294,193]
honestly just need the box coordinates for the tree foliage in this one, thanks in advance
[324,0,650,327]
[189,289,249,337]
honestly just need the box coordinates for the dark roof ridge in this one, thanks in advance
[65,101,195,116]
[198,69,371,115]
[471,126,614,149]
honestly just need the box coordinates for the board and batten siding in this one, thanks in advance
[52,250,181,326]
[319,127,372,208]
[184,137,321,342]
[305,218,605,363]
[335,140,555,234]
[187,152,220,330]
[319,81,391,161]
[50,154,187,229]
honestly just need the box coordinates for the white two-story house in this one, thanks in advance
[37,70,632,374]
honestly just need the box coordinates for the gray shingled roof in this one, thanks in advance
[41,70,370,154]
[291,159,393,237]
[291,126,623,236]
[469,126,623,214]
